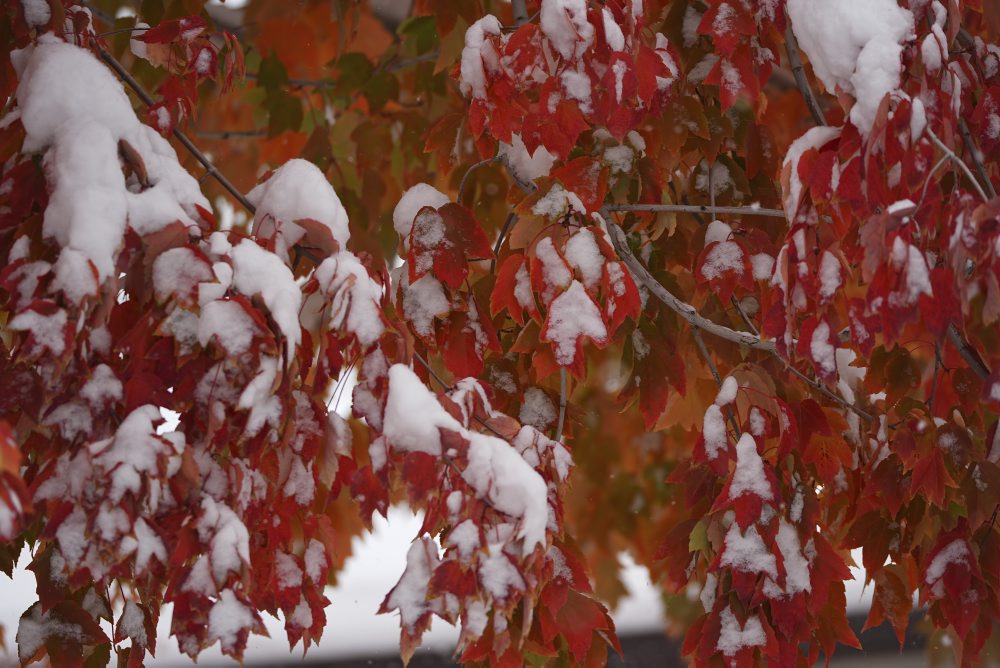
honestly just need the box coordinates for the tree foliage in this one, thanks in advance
[1,0,999,666]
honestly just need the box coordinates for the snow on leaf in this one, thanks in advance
[541,280,608,375]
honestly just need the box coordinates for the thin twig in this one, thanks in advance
[195,129,268,140]
[927,344,943,415]
[511,0,530,25]
[946,324,989,379]
[458,156,498,205]
[605,203,787,218]
[412,351,507,440]
[601,213,776,352]
[926,127,989,202]
[490,212,518,273]
[776,354,875,421]
[93,43,256,214]
[693,328,741,434]
[556,368,567,441]
[784,26,827,126]
[958,119,998,199]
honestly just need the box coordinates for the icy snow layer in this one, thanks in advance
[787,0,914,135]
[247,158,351,258]
[13,36,208,285]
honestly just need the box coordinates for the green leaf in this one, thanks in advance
[398,15,439,54]
[258,51,288,93]
[333,52,374,97]
[266,90,302,137]
[362,71,399,112]
[688,519,708,553]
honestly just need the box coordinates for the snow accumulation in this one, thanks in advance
[782,126,841,218]
[533,183,587,219]
[543,280,608,365]
[314,251,385,347]
[208,590,257,653]
[541,0,594,60]
[247,158,351,256]
[500,134,556,183]
[386,538,441,629]
[393,183,449,242]
[700,240,745,281]
[716,606,766,656]
[720,523,777,578]
[402,274,450,338]
[925,538,971,596]
[787,0,914,135]
[715,376,738,406]
[459,15,502,99]
[229,240,302,358]
[13,36,208,285]
[728,434,773,502]
[564,228,604,288]
[703,404,728,460]
[519,387,557,430]
[383,365,550,554]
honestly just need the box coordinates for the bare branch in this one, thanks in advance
[602,213,776,352]
[926,127,990,202]
[93,43,257,215]
[946,324,990,380]
[605,203,787,219]
[958,119,998,200]
[556,368,567,441]
[195,129,268,140]
[784,26,827,127]
[511,0,530,25]
[458,156,499,205]
[491,212,518,273]
[775,354,874,421]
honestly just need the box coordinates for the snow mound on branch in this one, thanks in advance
[13,37,208,284]
[787,0,914,134]
[247,158,350,255]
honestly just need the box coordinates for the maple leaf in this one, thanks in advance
[409,203,494,289]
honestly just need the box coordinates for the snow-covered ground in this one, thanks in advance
[0,508,874,666]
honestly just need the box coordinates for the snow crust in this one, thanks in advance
[459,15,502,99]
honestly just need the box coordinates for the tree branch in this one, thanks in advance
[946,324,990,380]
[602,214,776,352]
[605,203,787,219]
[491,212,518,273]
[556,368,567,441]
[784,26,827,127]
[958,118,998,199]
[511,0,530,26]
[93,43,257,215]
[458,156,499,205]
[926,127,990,202]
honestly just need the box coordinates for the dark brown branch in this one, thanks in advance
[458,156,499,205]
[93,43,256,215]
[946,324,990,380]
[511,0,530,26]
[784,26,827,127]
[556,368,567,441]
[606,203,787,219]
[195,129,268,140]
[692,328,742,434]
[958,119,998,199]
[490,212,518,273]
